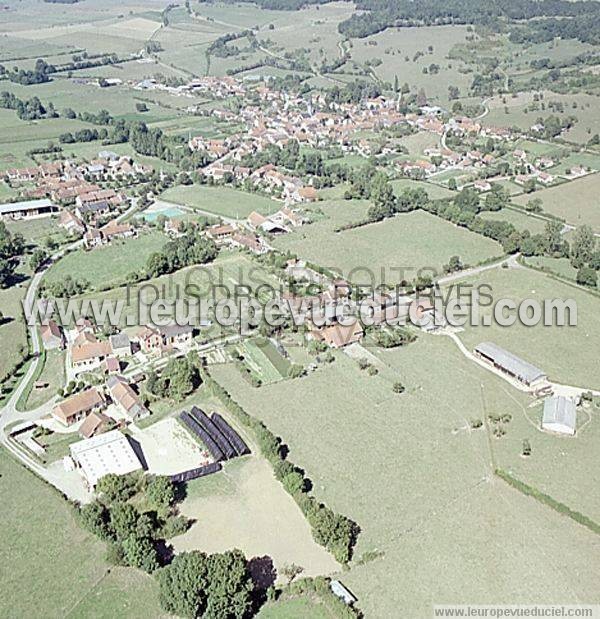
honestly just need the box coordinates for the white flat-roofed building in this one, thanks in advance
[0,198,58,220]
[542,396,577,435]
[70,429,143,488]
[330,580,357,605]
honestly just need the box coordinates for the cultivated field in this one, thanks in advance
[160,185,280,219]
[512,172,600,231]
[210,337,600,617]
[240,337,291,384]
[274,208,503,283]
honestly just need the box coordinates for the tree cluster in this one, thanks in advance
[145,229,218,278]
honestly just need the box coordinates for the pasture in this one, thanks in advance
[0,449,161,617]
[74,252,283,328]
[350,25,472,105]
[483,92,600,144]
[479,207,548,234]
[160,185,280,219]
[450,265,600,390]
[25,349,65,410]
[273,207,503,283]
[512,172,600,231]
[391,178,455,200]
[43,231,167,291]
[0,265,30,384]
[210,336,600,617]
[5,215,68,247]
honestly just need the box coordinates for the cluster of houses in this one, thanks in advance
[0,153,153,243]
[41,315,195,375]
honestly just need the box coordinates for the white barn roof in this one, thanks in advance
[475,342,546,384]
[70,429,143,486]
[542,396,576,435]
[0,198,54,215]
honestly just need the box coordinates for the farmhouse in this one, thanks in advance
[79,411,111,439]
[71,340,112,369]
[52,387,106,426]
[106,375,149,421]
[40,320,65,350]
[137,324,193,353]
[109,332,131,358]
[59,210,86,235]
[69,429,143,488]
[541,396,577,436]
[474,342,547,388]
[310,320,364,348]
[0,198,58,220]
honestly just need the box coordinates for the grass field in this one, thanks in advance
[44,231,167,291]
[173,453,340,580]
[0,449,162,617]
[512,172,600,231]
[25,349,65,410]
[391,178,455,200]
[74,251,283,328]
[6,215,69,248]
[0,265,30,384]
[241,337,291,383]
[350,25,472,105]
[210,336,600,616]
[450,265,600,390]
[274,208,502,283]
[160,185,280,219]
[479,207,548,234]
[257,597,333,619]
[397,131,440,157]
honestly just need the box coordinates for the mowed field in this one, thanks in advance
[0,449,162,617]
[44,231,167,290]
[451,265,600,390]
[512,172,600,231]
[210,337,600,616]
[274,206,502,282]
[160,185,280,219]
[173,453,340,580]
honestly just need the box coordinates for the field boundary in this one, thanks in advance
[495,469,600,536]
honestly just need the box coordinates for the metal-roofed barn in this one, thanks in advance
[542,396,577,435]
[474,342,547,388]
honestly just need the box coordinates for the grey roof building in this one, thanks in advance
[542,396,577,435]
[474,342,547,386]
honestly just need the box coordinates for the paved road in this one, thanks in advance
[0,201,140,499]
